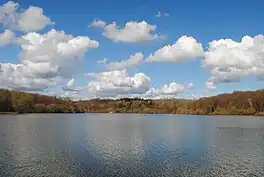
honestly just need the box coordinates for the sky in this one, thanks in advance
[0,0,264,100]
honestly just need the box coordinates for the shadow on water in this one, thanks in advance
[0,114,264,176]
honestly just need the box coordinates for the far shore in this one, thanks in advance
[0,112,18,115]
[1,112,264,116]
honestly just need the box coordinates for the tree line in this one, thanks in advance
[0,90,82,113]
[1,89,264,115]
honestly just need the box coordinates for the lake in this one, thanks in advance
[1,114,264,177]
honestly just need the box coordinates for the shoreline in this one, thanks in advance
[1,112,264,116]
[0,112,18,115]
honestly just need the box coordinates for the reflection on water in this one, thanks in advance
[0,114,264,176]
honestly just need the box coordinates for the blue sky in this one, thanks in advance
[0,0,264,99]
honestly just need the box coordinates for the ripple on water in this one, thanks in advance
[0,114,264,177]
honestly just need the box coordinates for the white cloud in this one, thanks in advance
[203,34,264,90]
[18,29,99,78]
[143,82,192,99]
[185,93,204,100]
[146,35,204,62]
[89,19,106,28]
[155,11,170,18]
[146,82,185,95]
[0,1,18,25]
[0,29,16,46]
[90,19,164,43]
[67,78,74,87]
[62,78,81,92]
[85,69,151,97]
[60,91,84,100]
[0,29,99,91]
[0,63,59,91]
[205,80,217,90]
[103,20,165,43]
[97,58,108,64]
[0,1,53,32]
[187,82,194,89]
[17,6,54,32]
[164,13,170,17]
[83,69,193,99]
[106,52,144,70]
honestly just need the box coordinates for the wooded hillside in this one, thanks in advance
[0,89,81,113]
[1,89,264,115]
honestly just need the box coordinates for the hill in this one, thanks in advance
[1,89,264,115]
[0,89,81,113]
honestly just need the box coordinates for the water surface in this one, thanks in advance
[1,114,264,177]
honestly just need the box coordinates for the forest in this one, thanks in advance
[1,89,264,115]
[0,89,81,114]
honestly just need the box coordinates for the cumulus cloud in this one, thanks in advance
[106,52,144,70]
[0,1,53,32]
[0,29,99,91]
[85,69,151,97]
[90,19,164,43]
[89,19,106,28]
[83,69,193,99]
[205,80,217,90]
[146,35,204,62]
[0,63,59,91]
[0,29,16,46]
[187,82,194,89]
[18,29,99,78]
[145,82,185,97]
[155,11,170,18]
[203,34,264,90]
[143,82,193,99]
[62,78,82,92]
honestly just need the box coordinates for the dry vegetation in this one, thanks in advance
[1,89,264,115]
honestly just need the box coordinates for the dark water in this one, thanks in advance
[1,114,264,177]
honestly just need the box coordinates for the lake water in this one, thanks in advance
[1,114,264,177]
